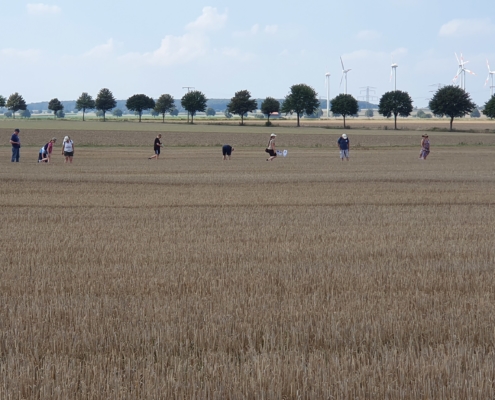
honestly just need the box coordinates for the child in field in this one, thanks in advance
[38,138,57,163]
[419,134,430,160]
[62,136,75,163]
[222,144,234,160]
[265,134,277,161]
[149,134,163,160]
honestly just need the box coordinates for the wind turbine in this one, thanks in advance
[325,72,331,117]
[390,62,398,91]
[340,57,351,94]
[452,53,475,91]
[485,59,495,97]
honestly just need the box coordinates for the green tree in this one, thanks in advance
[428,85,476,131]
[416,109,426,118]
[19,109,31,118]
[4,111,13,118]
[75,92,95,121]
[0,95,6,108]
[470,108,481,118]
[48,98,64,119]
[6,92,27,119]
[150,109,159,117]
[281,84,319,127]
[261,97,280,125]
[482,96,495,119]
[330,94,359,128]
[378,90,413,130]
[224,109,232,118]
[181,90,207,123]
[112,108,123,117]
[170,108,179,117]
[56,110,65,118]
[95,88,117,122]
[365,109,374,118]
[226,90,257,125]
[126,94,155,122]
[206,107,216,116]
[154,94,175,122]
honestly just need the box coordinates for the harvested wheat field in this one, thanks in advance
[1,132,495,398]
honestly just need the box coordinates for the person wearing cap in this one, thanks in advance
[149,134,163,160]
[337,133,350,161]
[265,133,277,161]
[62,136,75,163]
[419,134,430,160]
[39,138,57,163]
[10,129,21,162]
[222,144,234,160]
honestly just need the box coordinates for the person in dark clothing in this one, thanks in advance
[10,129,21,162]
[222,144,234,160]
[337,133,350,161]
[149,134,163,160]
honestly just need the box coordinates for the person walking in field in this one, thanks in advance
[62,136,75,163]
[10,128,21,162]
[419,134,430,160]
[265,133,277,161]
[38,138,57,163]
[149,134,163,160]
[222,144,234,160]
[338,133,350,161]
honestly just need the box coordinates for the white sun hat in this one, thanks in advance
[64,136,69,141]
[342,133,347,139]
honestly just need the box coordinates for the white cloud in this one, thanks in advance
[439,18,495,37]
[83,39,115,58]
[233,24,260,37]
[120,33,208,67]
[356,30,381,40]
[185,6,227,31]
[26,3,61,15]
[1,48,41,60]
[265,25,278,34]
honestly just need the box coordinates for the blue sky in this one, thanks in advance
[1,0,494,107]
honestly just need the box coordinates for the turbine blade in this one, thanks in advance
[455,52,460,65]
[340,56,345,70]
[390,68,393,82]
[486,74,490,86]
[340,73,344,86]
[487,59,491,72]
[464,69,475,75]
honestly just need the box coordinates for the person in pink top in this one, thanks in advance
[38,138,57,163]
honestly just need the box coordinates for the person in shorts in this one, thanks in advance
[62,136,75,163]
[10,129,21,162]
[265,133,277,161]
[337,133,350,161]
[222,144,234,160]
[38,138,57,163]
[149,134,162,160]
[419,134,430,160]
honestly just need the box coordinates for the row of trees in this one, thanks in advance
[2,86,495,130]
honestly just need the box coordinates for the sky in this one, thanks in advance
[1,0,495,108]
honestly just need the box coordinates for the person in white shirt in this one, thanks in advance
[62,136,75,164]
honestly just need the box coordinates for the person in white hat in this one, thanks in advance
[265,133,277,161]
[62,136,75,163]
[337,133,350,161]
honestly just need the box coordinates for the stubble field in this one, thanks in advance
[1,124,495,399]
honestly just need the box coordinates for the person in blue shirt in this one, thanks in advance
[10,129,21,162]
[337,133,350,161]
[222,144,234,160]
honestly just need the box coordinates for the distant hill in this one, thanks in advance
[23,99,377,113]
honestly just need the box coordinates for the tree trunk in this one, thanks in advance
[343,115,346,128]
[82,109,85,121]
[162,113,165,123]
[139,111,142,122]
[394,113,398,130]
[103,111,106,122]
[267,115,270,124]
[191,113,194,124]
[297,113,300,127]
[241,114,244,125]
[450,116,454,131]
[12,112,15,119]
